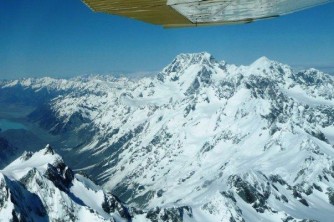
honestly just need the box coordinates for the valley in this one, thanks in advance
[0,53,334,221]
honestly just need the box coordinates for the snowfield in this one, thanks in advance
[1,52,334,221]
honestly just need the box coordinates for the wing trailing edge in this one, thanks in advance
[82,0,333,28]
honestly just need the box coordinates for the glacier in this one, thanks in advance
[0,52,334,221]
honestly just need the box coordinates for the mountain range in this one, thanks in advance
[0,52,334,221]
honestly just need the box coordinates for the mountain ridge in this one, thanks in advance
[0,145,195,221]
[0,52,334,221]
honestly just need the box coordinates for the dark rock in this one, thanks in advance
[102,192,131,220]
[299,198,309,207]
[145,206,192,222]
[44,162,74,191]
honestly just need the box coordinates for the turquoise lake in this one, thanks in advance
[0,119,26,131]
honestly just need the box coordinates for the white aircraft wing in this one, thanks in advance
[82,0,333,28]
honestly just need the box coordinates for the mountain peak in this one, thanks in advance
[43,144,55,155]
[175,52,215,63]
[162,52,216,75]
[245,56,295,81]
[0,146,136,222]
[2,146,63,181]
[1,52,334,222]
[172,52,217,68]
[251,56,274,68]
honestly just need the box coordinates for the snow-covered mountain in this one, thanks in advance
[1,52,334,221]
[0,145,133,221]
[0,145,190,222]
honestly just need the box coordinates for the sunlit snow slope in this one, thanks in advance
[0,145,134,222]
[1,52,334,221]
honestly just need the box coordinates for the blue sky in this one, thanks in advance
[0,0,333,79]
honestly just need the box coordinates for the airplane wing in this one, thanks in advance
[82,0,332,28]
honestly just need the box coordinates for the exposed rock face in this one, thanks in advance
[1,52,334,221]
[0,146,130,221]
[0,146,199,222]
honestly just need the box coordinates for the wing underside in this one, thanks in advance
[82,0,332,28]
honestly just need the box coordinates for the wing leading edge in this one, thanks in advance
[82,0,333,28]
